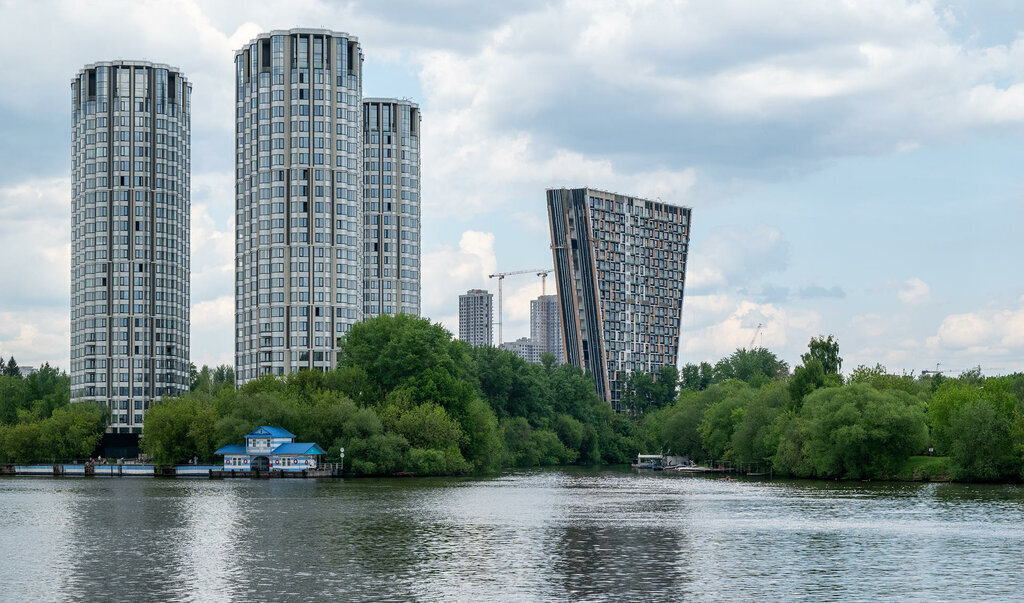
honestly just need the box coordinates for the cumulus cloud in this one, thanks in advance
[189,172,235,304]
[421,230,497,333]
[0,178,70,310]
[190,295,234,368]
[932,298,1024,351]
[896,277,931,305]
[681,294,821,364]
[0,309,70,370]
[686,225,790,293]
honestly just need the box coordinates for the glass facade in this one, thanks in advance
[234,29,363,385]
[548,188,691,410]
[362,98,421,317]
[70,61,192,433]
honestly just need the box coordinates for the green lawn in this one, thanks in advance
[893,456,951,481]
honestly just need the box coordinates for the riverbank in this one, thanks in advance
[1,463,342,478]
[5,458,1018,484]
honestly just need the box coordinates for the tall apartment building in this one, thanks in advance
[547,188,691,410]
[70,61,192,432]
[362,98,421,317]
[234,29,364,385]
[459,289,493,347]
[530,295,564,364]
[501,337,541,364]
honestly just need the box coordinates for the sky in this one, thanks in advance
[0,0,1022,377]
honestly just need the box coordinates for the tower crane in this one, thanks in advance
[748,322,763,350]
[488,268,553,346]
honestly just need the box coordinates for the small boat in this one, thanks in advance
[632,454,665,470]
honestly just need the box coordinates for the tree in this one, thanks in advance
[212,364,235,388]
[783,383,928,479]
[712,348,789,386]
[946,399,1016,480]
[680,361,715,391]
[788,358,825,406]
[621,366,678,416]
[801,335,842,376]
[141,397,218,465]
[4,356,21,378]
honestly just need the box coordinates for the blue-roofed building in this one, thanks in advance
[214,426,327,472]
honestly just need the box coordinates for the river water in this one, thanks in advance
[2,467,1023,601]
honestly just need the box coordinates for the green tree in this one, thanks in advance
[713,348,789,386]
[141,397,219,465]
[4,356,21,378]
[946,399,1016,480]
[783,383,928,479]
[802,335,842,376]
[788,358,825,406]
[620,367,678,416]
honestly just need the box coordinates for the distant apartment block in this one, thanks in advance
[362,98,421,318]
[501,337,541,364]
[530,295,563,364]
[70,61,192,433]
[459,289,493,347]
[547,188,691,410]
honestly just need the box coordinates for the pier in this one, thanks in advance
[2,463,343,479]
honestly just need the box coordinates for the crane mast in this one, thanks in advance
[488,268,553,346]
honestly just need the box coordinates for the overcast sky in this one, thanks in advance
[0,0,1022,376]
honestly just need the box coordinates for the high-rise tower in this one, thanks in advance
[70,61,192,432]
[362,98,421,317]
[547,188,691,410]
[459,289,493,347]
[234,29,363,385]
[530,295,564,364]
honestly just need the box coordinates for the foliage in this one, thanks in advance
[620,365,678,415]
[802,335,843,376]
[4,356,21,378]
[788,358,825,405]
[0,363,108,463]
[713,348,789,387]
[780,383,929,479]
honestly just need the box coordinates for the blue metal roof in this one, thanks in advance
[272,443,326,456]
[214,444,247,455]
[245,426,295,439]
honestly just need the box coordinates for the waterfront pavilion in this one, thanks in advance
[215,426,326,471]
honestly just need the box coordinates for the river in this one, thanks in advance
[2,467,1023,601]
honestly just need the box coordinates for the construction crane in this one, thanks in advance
[748,322,763,350]
[488,268,552,346]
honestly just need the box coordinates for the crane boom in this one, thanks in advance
[488,268,553,345]
[749,322,763,349]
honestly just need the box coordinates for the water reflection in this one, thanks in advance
[2,471,1024,601]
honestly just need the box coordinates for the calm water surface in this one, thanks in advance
[2,467,1023,601]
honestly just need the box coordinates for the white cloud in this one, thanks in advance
[0,177,70,309]
[681,294,821,366]
[0,310,69,370]
[896,277,931,305]
[686,225,790,293]
[190,295,234,368]
[189,172,235,304]
[933,298,1024,351]
[421,230,496,334]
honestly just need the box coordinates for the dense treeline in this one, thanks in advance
[650,342,1024,481]
[0,361,108,462]
[141,315,643,472]
[5,321,1022,482]
[143,320,1024,481]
